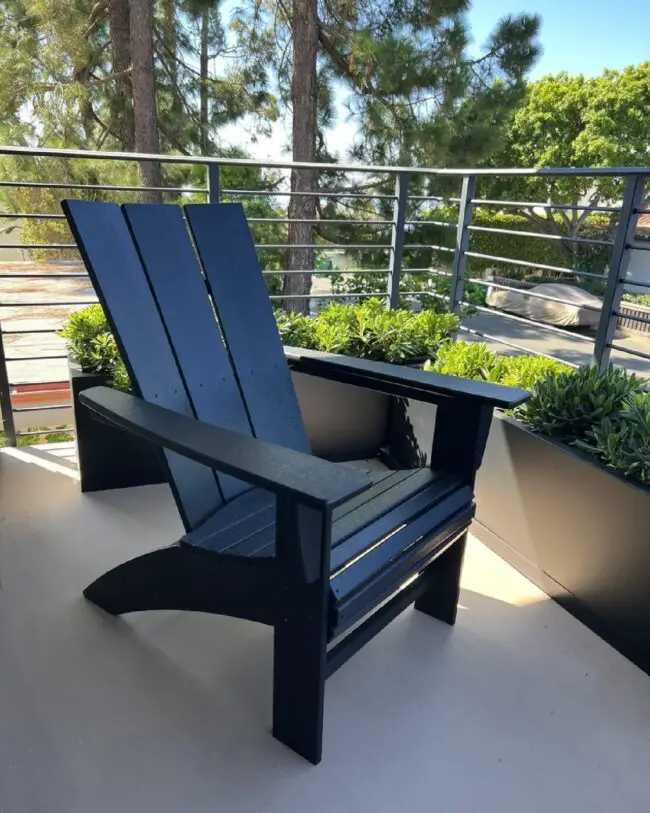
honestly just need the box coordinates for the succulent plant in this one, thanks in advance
[519,364,645,442]
[578,394,650,485]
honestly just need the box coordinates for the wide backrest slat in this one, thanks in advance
[122,203,251,501]
[184,203,310,454]
[62,199,222,530]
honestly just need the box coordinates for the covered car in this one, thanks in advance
[486,282,602,328]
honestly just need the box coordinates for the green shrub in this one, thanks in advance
[424,341,570,390]
[61,299,461,389]
[447,209,611,278]
[519,364,644,442]
[498,354,571,391]
[330,268,487,312]
[622,292,650,307]
[578,394,650,485]
[424,341,504,382]
[0,427,74,448]
[58,305,110,370]
[276,298,460,362]
[58,305,130,391]
[274,311,317,349]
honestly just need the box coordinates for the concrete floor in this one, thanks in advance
[1,445,650,813]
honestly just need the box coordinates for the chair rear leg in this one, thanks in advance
[272,582,328,765]
[414,530,467,625]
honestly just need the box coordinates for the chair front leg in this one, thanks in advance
[272,500,331,765]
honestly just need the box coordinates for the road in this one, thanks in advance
[461,311,650,377]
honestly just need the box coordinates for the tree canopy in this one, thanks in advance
[231,0,541,168]
[482,62,650,255]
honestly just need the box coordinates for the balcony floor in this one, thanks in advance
[1,446,650,813]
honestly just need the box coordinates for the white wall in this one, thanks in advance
[624,245,650,291]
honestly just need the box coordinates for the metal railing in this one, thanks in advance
[0,143,649,446]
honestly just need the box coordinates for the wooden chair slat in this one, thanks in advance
[62,199,222,530]
[184,203,309,453]
[123,203,253,501]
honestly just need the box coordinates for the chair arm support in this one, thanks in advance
[80,386,372,509]
[284,346,530,409]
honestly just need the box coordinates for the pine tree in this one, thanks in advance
[231,0,541,311]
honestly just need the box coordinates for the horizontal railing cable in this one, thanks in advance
[464,251,608,281]
[467,224,614,247]
[471,198,622,214]
[464,302,596,344]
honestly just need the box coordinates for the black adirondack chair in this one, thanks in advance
[62,199,528,765]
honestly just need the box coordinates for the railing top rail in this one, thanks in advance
[1,144,649,178]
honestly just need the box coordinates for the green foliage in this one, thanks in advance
[425,342,506,383]
[61,299,460,392]
[0,0,274,152]
[424,341,570,390]
[0,427,73,448]
[520,364,644,442]
[329,203,611,307]
[58,304,109,369]
[622,293,650,307]
[232,1,540,168]
[274,311,316,349]
[497,354,571,392]
[479,65,650,263]
[58,304,130,391]
[276,299,460,363]
[419,208,611,278]
[426,345,650,486]
[579,395,650,485]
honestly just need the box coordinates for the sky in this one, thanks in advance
[220,0,649,160]
[469,0,649,80]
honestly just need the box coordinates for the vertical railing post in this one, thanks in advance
[449,175,476,313]
[206,163,220,204]
[0,323,17,447]
[593,173,645,371]
[387,172,410,309]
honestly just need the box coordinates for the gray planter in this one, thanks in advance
[386,400,650,676]
[70,361,167,492]
[291,371,390,460]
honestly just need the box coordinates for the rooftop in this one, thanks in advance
[2,444,649,812]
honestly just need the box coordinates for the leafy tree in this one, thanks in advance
[482,63,650,263]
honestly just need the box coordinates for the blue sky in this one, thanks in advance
[220,0,649,159]
[469,0,648,79]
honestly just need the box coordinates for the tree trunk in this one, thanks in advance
[283,0,318,314]
[129,0,162,198]
[199,4,209,154]
[109,0,135,151]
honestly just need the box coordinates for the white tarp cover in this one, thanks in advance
[486,283,602,328]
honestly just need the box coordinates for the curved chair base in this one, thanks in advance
[84,544,276,624]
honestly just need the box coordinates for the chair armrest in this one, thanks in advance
[284,346,530,409]
[80,386,372,509]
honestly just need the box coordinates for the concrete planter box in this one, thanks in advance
[386,401,650,676]
[291,371,390,460]
[70,362,167,492]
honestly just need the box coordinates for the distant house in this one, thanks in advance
[625,212,650,289]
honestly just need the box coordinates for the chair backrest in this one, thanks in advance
[62,200,309,531]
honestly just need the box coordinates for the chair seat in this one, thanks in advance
[183,465,474,636]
